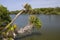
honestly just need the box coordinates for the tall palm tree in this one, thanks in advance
[2,3,41,34]
[2,3,33,32]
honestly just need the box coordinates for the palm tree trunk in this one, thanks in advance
[2,10,24,32]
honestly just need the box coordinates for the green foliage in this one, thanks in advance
[0,5,11,31]
[7,38,14,40]
[1,24,17,38]
[24,3,32,11]
[29,15,42,29]
[5,24,17,33]
[10,10,20,14]
[33,7,60,15]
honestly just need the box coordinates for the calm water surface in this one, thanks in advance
[10,15,60,40]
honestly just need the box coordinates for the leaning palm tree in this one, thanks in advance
[1,3,42,39]
[2,3,33,32]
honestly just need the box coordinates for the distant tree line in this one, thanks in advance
[10,7,60,15]
[33,7,60,15]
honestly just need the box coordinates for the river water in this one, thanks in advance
[10,14,60,40]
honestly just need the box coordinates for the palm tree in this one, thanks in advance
[2,3,33,32]
[1,3,41,36]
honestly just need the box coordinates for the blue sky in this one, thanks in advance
[0,0,60,11]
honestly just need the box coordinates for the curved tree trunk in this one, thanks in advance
[2,10,24,32]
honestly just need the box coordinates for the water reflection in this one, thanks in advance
[10,15,60,40]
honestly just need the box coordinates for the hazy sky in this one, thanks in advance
[0,0,60,11]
